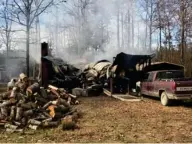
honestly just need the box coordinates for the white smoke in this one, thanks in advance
[39,0,155,65]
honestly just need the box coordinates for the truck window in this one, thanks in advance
[143,73,149,81]
[148,72,153,82]
[157,71,184,79]
[144,73,149,80]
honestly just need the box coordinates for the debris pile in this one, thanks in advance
[82,60,112,86]
[40,56,105,97]
[42,56,82,90]
[0,73,80,132]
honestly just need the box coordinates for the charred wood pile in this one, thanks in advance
[0,73,80,132]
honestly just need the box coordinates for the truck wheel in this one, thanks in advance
[160,92,170,106]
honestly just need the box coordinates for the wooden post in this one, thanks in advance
[127,79,129,95]
[33,62,36,79]
[110,77,113,97]
[149,58,151,66]
[40,42,49,87]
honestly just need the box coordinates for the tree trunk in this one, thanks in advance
[131,1,134,49]
[191,53,192,77]
[180,0,185,65]
[145,0,148,50]
[6,32,9,58]
[77,0,81,56]
[149,0,153,52]
[121,12,124,50]
[55,8,59,56]
[26,25,30,77]
[167,20,172,62]
[157,1,162,60]
[164,27,168,61]
[127,10,130,49]
[137,21,140,49]
[159,26,162,60]
[131,17,134,49]
[6,37,9,78]
[117,7,120,49]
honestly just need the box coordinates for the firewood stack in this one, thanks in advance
[0,75,80,133]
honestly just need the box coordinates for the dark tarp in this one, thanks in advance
[112,52,155,71]
[111,52,155,90]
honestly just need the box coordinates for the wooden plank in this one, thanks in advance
[103,88,141,102]
[103,88,111,97]
[113,94,139,99]
[112,95,141,102]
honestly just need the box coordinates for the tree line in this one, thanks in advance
[0,0,191,77]
[141,0,192,76]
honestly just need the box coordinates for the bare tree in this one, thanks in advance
[131,0,135,49]
[0,0,13,58]
[155,0,163,59]
[151,0,192,76]
[121,11,124,50]
[178,0,190,64]
[126,10,131,49]
[140,0,156,51]
[4,0,54,76]
[116,3,120,50]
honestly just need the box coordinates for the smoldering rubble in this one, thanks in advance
[42,56,82,90]
[41,56,104,97]
[80,52,155,94]
[40,52,155,97]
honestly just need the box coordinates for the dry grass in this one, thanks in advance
[0,95,191,143]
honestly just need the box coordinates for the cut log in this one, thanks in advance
[28,124,38,130]
[57,98,70,108]
[28,119,41,125]
[26,83,40,95]
[62,115,76,130]
[48,85,58,91]
[40,87,48,98]
[42,121,59,128]
[15,107,23,121]
[10,106,16,120]
[48,105,56,118]
[68,94,77,99]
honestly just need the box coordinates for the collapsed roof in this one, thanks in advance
[42,56,81,90]
[42,56,80,76]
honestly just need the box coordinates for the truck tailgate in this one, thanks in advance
[175,79,192,94]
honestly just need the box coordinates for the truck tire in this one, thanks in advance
[160,92,170,106]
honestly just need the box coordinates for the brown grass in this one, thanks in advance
[0,96,191,143]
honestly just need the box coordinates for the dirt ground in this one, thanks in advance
[0,94,192,143]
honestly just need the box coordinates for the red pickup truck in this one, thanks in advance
[141,70,192,106]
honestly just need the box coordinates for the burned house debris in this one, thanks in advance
[81,52,155,95]
[41,56,82,91]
